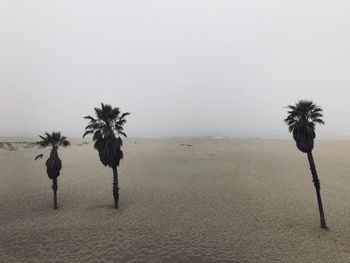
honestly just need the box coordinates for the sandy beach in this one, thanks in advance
[1,138,350,262]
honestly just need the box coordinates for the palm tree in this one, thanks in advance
[83,103,130,209]
[35,132,70,210]
[284,100,327,229]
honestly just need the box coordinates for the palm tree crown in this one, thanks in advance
[38,132,71,149]
[284,100,324,153]
[83,103,130,168]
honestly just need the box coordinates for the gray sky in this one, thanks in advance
[1,0,350,138]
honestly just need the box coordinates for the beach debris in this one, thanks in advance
[179,144,194,147]
[34,153,44,160]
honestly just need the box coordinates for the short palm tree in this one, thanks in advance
[83,103,130,209]
[35,132,70,210]
[284,100,327,229]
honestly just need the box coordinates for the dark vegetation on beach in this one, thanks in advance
[285,100,327,229]
[34,132,70,210]
[83,103,130,209]
[0,142,37,151]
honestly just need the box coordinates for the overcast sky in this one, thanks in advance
[1,1,350,138]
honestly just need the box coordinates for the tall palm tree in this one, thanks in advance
[284,100,327,229]
[83,103,130,209]
[35,132,70,210]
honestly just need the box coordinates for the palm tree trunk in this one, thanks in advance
[307,151,327,229]
[52,177,58,210]
[112,167,119,209]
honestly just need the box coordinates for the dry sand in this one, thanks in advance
[1,137,350,262]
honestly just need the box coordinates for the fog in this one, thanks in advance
[1,1,350,138]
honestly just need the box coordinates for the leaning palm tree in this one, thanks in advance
[83,103,130,209]
[284,100,327,229]
[34,132,70,210]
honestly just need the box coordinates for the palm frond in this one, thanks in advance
[34,154,43,160]
[84,115,97,122]
[118,131,127,137]
[93,130,102,141]
[94,107,103,120]
[120,112,130,119]
[60,139,70,147]
[112,107,120,118]
[115,124,124,131]
[116,119,127,126]
[39,135,47,141]
[83,130,94,138]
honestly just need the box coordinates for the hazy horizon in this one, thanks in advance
[1,1,350,138]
